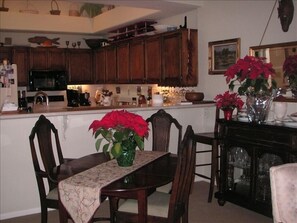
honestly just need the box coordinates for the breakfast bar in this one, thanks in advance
[0,102,215,219]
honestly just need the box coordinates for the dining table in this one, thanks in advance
[57,150,178,223]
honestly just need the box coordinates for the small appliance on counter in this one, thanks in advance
[66,89,79,107]
[18,90,28,110]
[79,92,91,106]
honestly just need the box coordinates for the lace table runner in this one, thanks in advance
[58,151,168,223]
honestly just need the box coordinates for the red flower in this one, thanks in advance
[214,91,244,110]
[89,110,149,158]
[225,55,277,95]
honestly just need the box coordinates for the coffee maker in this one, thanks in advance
[79,92,91,106]
[66,89,79,107]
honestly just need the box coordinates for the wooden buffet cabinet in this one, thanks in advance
[216,120,297,217]
[0,28,197,87]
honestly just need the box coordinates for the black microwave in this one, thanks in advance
[28,70,67,91]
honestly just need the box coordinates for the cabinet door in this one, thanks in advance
[48,48,66,70]
[145,36,162,84]
[117,42,130,83]
[226,146,252,199]
[67,49,93,84]
[12,47,29,86]
[105,46,117,83]
[0,47,12,62]
[30,48,48,69]
[162,31,182,86]
[93,49,106,84]
[255,152,284,204]
[130,39,145,83]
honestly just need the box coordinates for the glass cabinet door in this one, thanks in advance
[256,153,283,204]
[227,147,251,197]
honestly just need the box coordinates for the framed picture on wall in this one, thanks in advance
[208,38,241,75]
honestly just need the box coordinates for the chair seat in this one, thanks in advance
[194,132,217,145]
[118,189,170,218]
[156,182,172,193]
[46,187,58,200]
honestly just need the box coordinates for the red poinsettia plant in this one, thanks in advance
[89,110,149,158]
[225,55,277,95]
[214,91,244,111]
[283,55,297,89]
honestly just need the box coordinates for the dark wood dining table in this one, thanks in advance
[57,151,178,223]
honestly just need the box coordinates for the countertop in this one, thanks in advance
[0,101,215,120]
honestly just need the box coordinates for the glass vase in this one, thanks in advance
[116,140,137,167]
[246,92,273,124]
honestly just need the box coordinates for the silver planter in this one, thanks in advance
[246,93,273,124]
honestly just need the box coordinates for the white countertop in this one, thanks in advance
[0,101,215,120]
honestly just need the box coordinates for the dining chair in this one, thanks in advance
[270,163,297,223]
[146,109,182,193]
[113,125,196,223]
[146,109,182,153]
[193,106,220,202]
[29,114,110,223]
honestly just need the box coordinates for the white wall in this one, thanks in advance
[0,0,297,219]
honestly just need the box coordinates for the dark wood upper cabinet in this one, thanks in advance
[0,28,197,86]
[130,39,145,83]
[0,47,12,62]
[93,48,106,84]
[12,47,29,86]
[145,36,162,84]
[162,31,182,85]
[161,29,197,86]
[66,49,93,84]
[105,46,117,83]
[117,42,130,83]
[29,48,66,70]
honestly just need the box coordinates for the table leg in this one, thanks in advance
[59,198,68,223]
[137,190,148,223]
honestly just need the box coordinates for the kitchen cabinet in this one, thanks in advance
[0,47,12,62]
[117,42,130,83]
[161,29,197,86]
[145,36,162,84]
[130,39,145,83]
[216,120,297,217]
[12,47,29,86]
[93,48,106,84]
[105,46,117,83]
[29,48,66,70]
[66,49,93,84]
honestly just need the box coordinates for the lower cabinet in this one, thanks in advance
[217,120,297,217]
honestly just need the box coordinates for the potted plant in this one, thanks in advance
[89,110,149,167]
[225,55,277,123]
[283,55,297,98]
[80,3,104,18]
[214,91,244,120]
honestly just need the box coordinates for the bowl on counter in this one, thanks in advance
[185,92,204,102]
[84,38,108,49]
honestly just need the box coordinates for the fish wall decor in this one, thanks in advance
[28,36,60,46]
[278,0,294,32]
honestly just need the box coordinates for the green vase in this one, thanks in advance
[116,140,136,167]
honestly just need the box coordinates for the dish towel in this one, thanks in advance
[58,151,168,223]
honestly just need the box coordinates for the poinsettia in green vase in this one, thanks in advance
[89,110,149,167]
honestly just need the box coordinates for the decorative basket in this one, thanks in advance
[50,0,60,15]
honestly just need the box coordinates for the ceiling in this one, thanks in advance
[67,0,202,20]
